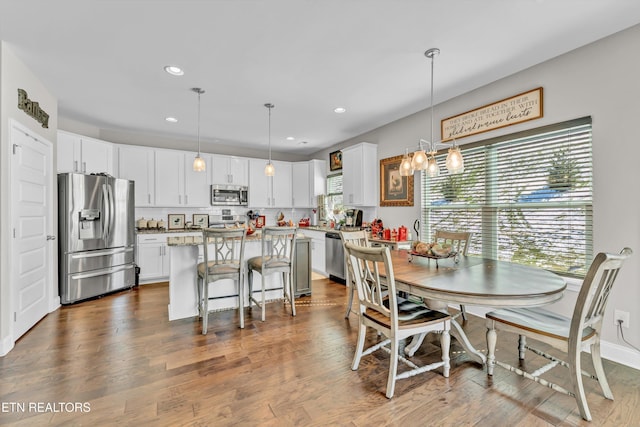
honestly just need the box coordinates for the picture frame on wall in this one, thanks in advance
[329,150,342,171]
[256,215,266,228]
[380,155,414,207]
[193,214,209,228]
[168,214,186,230]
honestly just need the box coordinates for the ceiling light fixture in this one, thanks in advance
[334,107,346,114]
[286,136,295,141]
[264,103,275,177]
[191,88,206,172]
[164,65,184,76]
[165,117,178,123]
[404,48,464,177]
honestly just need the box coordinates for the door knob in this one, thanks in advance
[47,235,56,240]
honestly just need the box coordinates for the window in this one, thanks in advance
[325,173,343,219]
[421,117,593,277]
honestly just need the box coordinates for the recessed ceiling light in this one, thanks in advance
[334,107,346,114]
[286,136,295,141]
[164,65,184,76]
[165,117,178,123]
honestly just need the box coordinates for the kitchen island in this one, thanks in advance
[166,233,311,321]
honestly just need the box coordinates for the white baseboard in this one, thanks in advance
[0,334,15,357]
[463,305,640,371]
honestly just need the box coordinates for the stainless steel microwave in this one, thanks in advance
[211,184,249,206]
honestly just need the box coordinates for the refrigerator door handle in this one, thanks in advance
[107,183,115,239]
[102,184,110,240]
[70,247,134,259]
[70,264,134,280]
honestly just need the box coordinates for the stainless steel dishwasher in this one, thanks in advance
[325,231,345,284]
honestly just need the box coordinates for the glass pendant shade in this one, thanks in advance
[411,149,428,170]
[426,154,440,177]
[193,155,206,172]
[446,146,465,174]
[399,149,414,176]
[264,161,275,177]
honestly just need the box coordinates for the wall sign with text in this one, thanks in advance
[441,87,543,141]
[17,89,50,129]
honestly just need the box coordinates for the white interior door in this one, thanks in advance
[10,121,54,339]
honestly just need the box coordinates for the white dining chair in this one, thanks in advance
[486,247,632,421]
[339,230,370,318]
[434,230,472,320]
[345,242,451,398]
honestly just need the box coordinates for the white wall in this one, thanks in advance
[312,24,640,368]
[0,42,58,355]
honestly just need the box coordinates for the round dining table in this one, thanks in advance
[385,250,567,364]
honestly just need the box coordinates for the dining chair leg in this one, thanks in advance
[202,280,209,335]
[287,272,296,316]
[486,323,497,376]
[590,340,613,399]
[238,274,245,329]
[351,323,367,370]
[518,335,527,359]
[570,347,592,421]
[248,269,254,309]
[344,284,355,318]
[459,304,467,321]
[260,273,266,322]
[385,338,399,398]
[197,276,203,318]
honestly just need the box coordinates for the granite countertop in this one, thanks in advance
[167,233,310,246]
[137,228,204,234]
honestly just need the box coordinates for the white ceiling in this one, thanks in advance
[2,1,640,155]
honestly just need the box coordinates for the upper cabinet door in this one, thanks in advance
[155,150,185,206]
[118,145,155,206]
[292,162,311,208]
[184,153,211,207]
[248,158,271,207]
[212,155,248,186]
[80,137,113,175]
[272,160,292,208]
[342,142,377,206]
[57,131,81,173]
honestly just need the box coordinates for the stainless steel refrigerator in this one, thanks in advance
[58,173,136,304]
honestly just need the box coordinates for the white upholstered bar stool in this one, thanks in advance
[247,227,298,321]
[197,227,247,334]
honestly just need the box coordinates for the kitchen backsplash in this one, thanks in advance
[135,207,314,227]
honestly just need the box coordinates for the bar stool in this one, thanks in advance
[247,227,297,321]
[197,227,247,333]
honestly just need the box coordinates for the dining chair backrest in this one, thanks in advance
[260,226,298,273]
[434,230,471,256]
[202,228,247,280]
[572,247,632,341]
[340,230,369,276]
[344,243,398,327]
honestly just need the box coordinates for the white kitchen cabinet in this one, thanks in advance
[155,149,212,207]
[292,159,326,208]
[248,158,292,207]
[303,229,327,276]
[272,160,292,208]
[342,142,377,206]
[212,154,248,186]
[117,145,155,206]
[137,232,200,283]
[57,130,114,175]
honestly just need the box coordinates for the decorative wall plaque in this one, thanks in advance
[17,89,50,128]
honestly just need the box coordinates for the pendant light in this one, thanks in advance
[446,138,465,174]
[425,48,440,177]
[191,88,206,172]
[399,148,413,176]
[264,103,275,176]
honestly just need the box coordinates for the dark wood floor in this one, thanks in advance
[1,278,638,426]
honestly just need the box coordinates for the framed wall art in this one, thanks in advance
[329,150,342,171]
[380,155,414,207]
[168,214,186,230]
[255,215,266,228]
[193,214,209,228]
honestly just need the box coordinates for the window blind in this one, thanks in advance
[326,173,343,216]
[422,117,593,277]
